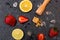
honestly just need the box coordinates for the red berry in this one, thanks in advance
[49,27,59,38]
[5,14,16,26]
[37,33,45,40]
[18,16,29,24]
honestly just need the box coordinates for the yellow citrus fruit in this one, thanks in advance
[12,29,24,40]
[19,1,33,12]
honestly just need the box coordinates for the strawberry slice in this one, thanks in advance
[18,16,29,24]
[49,27,59,38]
[37,33,45,40]
[4,14,16,26]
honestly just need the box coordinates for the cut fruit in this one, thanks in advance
[32,16,41,27]
[12,29,24,40]
[4,14,16,26]
[18,16,29,24]
[49,27,59,38]
[37,33,45,40]
[32,17,40,23]
[19,1,32,12]
[23,0,29,1]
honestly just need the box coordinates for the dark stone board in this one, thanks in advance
[0,0,60,40]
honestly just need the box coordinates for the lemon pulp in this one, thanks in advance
[12,29,24,40]
[19,1,32,12]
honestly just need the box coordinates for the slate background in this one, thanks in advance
[0,0,60,40]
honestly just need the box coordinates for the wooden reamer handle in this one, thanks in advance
[36,0,50,15]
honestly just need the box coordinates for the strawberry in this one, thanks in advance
[18,16,29,24]
[4,14,17,26]
[37,33,45,40]
[49,27,59,38]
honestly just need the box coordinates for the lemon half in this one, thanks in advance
[12,29,24,40]
[19,1,33,12]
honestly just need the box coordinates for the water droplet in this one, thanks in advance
[13,2,18,7]
[50,20,56,24]
[27,31,32,36]
[40,23,44,27]
[41,21,46,26]
[37,5,40,7]
[37,3,41,8]
[46,11,52,15]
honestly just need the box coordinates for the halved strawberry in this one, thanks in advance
[18,16,29,24]
[37,33,45,40]
[4,14,17,26]
[49,27,59,38]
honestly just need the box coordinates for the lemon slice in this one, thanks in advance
[23,0,29,1]
[19,1,33,12]
[12,29,24,40]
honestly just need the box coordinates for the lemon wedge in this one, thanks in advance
[19,0,32,12]
[12,29,24,40]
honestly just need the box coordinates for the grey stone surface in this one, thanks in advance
[0,0,60,40]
